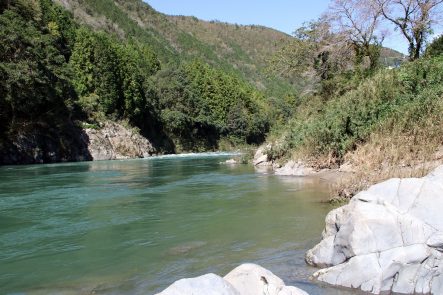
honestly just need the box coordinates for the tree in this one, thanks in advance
[375,0,443,60]
[0,7,74,127]
[425,34,443,56]
[69,28,122,115]
[270,17,354,88]
[328,0,385,70]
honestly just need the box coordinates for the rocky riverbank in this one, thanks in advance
[306,165,443,294]
[251,143,443,294]
[252,145,353,185]
[0,121,157,165]
[253,143,443,201]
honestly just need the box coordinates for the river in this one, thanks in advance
[0,153,362,295]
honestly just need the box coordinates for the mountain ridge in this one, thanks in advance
[54,0,298,98]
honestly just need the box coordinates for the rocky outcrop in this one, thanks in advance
[84,122,156,161]
[306,165,443,294]
[0,121,158,165]
[0,122,92,165]
[157,263,308,295]
[253,145,272,166]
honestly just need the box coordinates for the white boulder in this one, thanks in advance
[253,145,272,166]
[306,165,443,294]
[156,263,309,295]
[224,263,308,295]
[156,273,239,295]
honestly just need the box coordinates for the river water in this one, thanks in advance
[0,153,361,295]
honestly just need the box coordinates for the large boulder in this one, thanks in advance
[156,263,309,295]
[306,165,443,294]
[156,273,239,295]
[224,264,309,295]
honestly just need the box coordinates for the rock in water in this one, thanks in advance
[253,145,272,166]
[224,263,309,295]
[167,241,207,256]
[225,159,238,164]
[156,273,239,295]
[306,165,443,294]
[156,263,309,295]
[274,160,315,176]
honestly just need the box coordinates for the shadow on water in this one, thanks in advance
[0,154,363,295]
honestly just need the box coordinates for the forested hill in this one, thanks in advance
[54,0,298,97]
[1,0,294,165]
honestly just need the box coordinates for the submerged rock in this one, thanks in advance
[167,241,207,256]
[156,263,309,295]
[306,165,443,294]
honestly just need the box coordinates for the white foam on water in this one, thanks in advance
[145,152,242,160]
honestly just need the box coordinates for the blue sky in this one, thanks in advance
[145,0,330,36]
[145,0,441,54]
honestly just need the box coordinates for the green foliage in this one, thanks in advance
[272,56,443,162]
[155,61,269,151]
[69,27,160,121]
[0,4,75,135]
[425,35,443,58]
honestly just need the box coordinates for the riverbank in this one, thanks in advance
[251,144,443,202]
[0,120,157,165]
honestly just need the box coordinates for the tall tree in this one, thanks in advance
[329,0,385,70]
[375,0,443,60]
[270,18,354,82]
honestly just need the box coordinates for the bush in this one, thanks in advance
[272,56,443,164]
[425,35,443,58]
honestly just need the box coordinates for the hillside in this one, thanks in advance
[54,0,297,97]
[54,0,406,103]
[0,0,278,164]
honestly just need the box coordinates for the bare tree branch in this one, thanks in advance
[328,0,384,69]
[374,0,443,59]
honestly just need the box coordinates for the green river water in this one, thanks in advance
[0,153,362,295]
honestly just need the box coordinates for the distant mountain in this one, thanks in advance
[380,47,407,67]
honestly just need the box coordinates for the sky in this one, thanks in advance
[145,0,441,55]
[145,0,330,36]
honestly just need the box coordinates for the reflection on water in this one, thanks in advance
[0,154,360,295]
